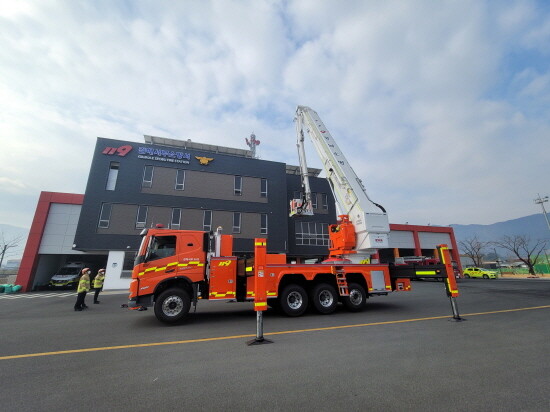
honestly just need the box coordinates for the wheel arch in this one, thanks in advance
[153,277,193,301]
[277,273,308,294]
[312,272,338,289]
[346,272,369,290]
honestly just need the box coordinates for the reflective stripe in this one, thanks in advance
[155,267,166,272]
[417,271,436,275]
[267,292,276,296]
[144,267,156,272]
[385,286,391,290]
[440,247,448,264]
[254,242,266,246]
[254,302,267,307]
[245,267,253,272]
[166,262,178,267]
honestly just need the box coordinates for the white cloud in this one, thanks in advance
[0,0,549,228]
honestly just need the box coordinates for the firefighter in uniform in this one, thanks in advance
[74,268,91,311]
[93,268,105,304]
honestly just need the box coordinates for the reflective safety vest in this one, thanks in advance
[77,274,90,293]
[93,273,105,289]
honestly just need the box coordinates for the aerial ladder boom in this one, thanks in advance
[290,105,390,260]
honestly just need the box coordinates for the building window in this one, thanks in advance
[203,210,212,231]
[260,178,268,197]
[293,191,302,200]
[233,212,241,234]
[311,192,318,209]
[321,193,329,210]
[261,214,268,235]
[234,176,242,196]
[171,208,181,229]
[106,162,119,191]
[142,166,154,188]
[136,205,148,229]
[175,169,185,190]
[295,222,329,246]
[98,203,112,228]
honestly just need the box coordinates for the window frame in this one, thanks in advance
[105,162,119,191]
[260,178,268,197]
[98,203,112,228]
[142,165,154,188]
[171,208,181,229]
[203,210,212,232]
[232,212,241,234]
[311,192,318,209]
[321,193,329,210]
[175,169,185,191]
[295,221,329,246]
[135,205,148,229]
[260,213,268,235]
[234,176,242,196]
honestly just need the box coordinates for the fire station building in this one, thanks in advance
[17,136,461,291]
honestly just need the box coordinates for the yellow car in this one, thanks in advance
[463,267,498,279]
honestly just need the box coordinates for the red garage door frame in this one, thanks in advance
[17,192,84,292]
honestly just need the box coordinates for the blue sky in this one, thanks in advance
[0,0,549,240]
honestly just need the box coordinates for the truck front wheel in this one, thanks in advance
[154,288,191,324]
[343,283,367,312]
[279,284,308,317]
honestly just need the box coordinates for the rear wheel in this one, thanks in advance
[483,274,489,279]
[279,284,308,317]
[464,274,470,278]
[267,298,280,311]
[311,283,338,314]
[343,283,367,312]
[154,288,191,324]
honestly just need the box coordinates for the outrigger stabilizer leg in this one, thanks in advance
[247,311,273,345]
[247,238,274,345]
[437,244,466,322]
[448,296,465,322]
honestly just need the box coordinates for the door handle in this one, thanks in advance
[166,268,175,273]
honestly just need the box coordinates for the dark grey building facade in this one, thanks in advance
[74,136,336,269]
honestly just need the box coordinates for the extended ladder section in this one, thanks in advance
[291,106,390,255]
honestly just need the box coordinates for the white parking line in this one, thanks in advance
[0,290,128,300]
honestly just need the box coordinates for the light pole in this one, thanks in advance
[534,194,550,230]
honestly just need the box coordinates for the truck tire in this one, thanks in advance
[267,298,280,311]
[310,283,338,314]
[154,288,191,324]
[343,283,367,312]
[279,284,308,317]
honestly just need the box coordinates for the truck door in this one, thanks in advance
[173,232,207,282]
[140,235,179,281]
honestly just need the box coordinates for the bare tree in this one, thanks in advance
[459,235,488,267]
[0,232,24,268]
[491,235,548,276]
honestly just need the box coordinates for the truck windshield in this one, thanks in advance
[57,267,80,276]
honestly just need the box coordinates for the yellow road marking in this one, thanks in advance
[1,305,548,361]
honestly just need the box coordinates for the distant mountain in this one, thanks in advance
[451,214,550,244]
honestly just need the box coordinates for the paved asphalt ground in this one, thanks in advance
[0,279,548,412]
